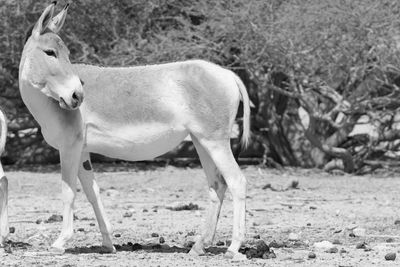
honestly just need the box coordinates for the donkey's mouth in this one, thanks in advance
[59,97,76,110]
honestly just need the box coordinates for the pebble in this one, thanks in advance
[114,233,121,238]
[314,241,334,250]
[253,234,260,239]
[394,219,400,225]
[353,228,366,237]
[46,214,63,223]
[269,240,285,248]
[77,228,85,232]
[89,222,95,226]
[216,241,224,246]
[36,219,43,224]
[151,233,159,237]
[142,208,148,212]
[308,252,316,259]
[9,227,15,234]
[386,238,394,243]
[326,247,338,253]
[123,212,133,218]
[159,237,165,244]
[385,252,396,261]
[288,233,299,241]
[356,242,367,249]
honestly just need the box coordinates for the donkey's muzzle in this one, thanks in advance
[70,90,84,109]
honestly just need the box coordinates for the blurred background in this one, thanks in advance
[1,0,400,174]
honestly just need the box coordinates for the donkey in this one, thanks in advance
[0,110,8,246]
[19,2,250,259]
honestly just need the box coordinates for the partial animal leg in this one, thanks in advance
[189,135,227,255]
[51,145,82,253]
[78,152,115,253]
[0,174,8,246]
[196,138,247,260]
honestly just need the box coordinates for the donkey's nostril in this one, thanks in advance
[72,92,79,102]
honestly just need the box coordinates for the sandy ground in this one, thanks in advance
[1,164,400,266]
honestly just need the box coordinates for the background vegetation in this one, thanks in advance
[1,0,400,173]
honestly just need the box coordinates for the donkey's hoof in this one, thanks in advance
[224,250,247,261]
[100,245,116,254]
[48,246,65,255]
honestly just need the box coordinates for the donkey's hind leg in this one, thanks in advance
[189,135,227,255]
[78,152,115,253]
[194,137,247,260]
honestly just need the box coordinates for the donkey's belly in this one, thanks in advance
[84,122,189,161]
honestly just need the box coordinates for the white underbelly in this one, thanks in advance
[84,122,189,161]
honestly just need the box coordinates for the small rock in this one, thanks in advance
[36,219,43,224]
[308,252,316,259]
[269,240,285,248]
[9,227,15,234]
[340,248,347,254]
[262,250,276,259]
[151,233,159,237]
[4,243,12,254]
[309,206,317,210]
[288,233,299,241]
[262,184,271,190]
[123,212,133,218]
[253,234,260,239]
[394,219,400,225]
[353,228,366,237]
[386,238,394,243]
[385,252,396,261]
[239,239,271,259]
[159,237,165,244]
[105,189,120,197]
[89,222,95,226]
[46,214,63,223]
[349,233,356,238]
[326,247,338,253]
[314,241,334,250]
[142,208,148,212]
[77,228,85,232]
[166,202,200,211]
[307,223,311,226]
[153,209,158,213]
[186,231,195,237]
[332,239,342,245]
[226,240,232,247]
[216,241,224,246]
[356,242,367,249]
[114,233,121,238]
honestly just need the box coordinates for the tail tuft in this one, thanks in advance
[233,74,251,148]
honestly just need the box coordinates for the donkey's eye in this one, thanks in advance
[44,50,57,58]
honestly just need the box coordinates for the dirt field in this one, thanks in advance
[1,164,400,266]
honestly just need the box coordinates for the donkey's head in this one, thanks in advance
[20,2,83,110]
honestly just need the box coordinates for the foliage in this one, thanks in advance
[1,0,400,172]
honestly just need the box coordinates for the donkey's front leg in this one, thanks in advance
[51,145,82,253]
[78,152,115,253]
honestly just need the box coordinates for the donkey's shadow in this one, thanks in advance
[65,242,227,255]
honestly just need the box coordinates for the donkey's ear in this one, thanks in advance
[48,3,69,33]
[32,2,56,39]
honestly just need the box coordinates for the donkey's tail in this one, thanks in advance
[233,74,251,148]
[0,110,6,156]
